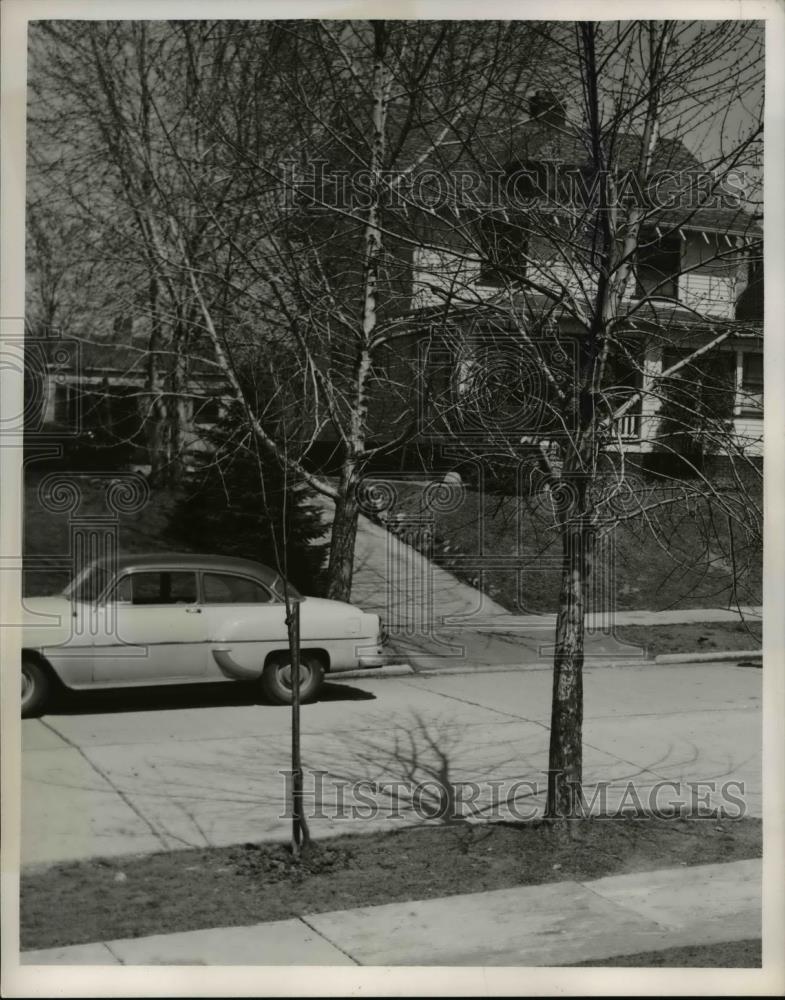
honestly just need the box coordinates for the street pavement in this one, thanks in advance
[21,858,761,966]
[21,661,761,867]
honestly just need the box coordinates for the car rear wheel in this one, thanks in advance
[21,656,51,718]
[261,654,325,705]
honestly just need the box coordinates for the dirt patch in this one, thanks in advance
[21,816,761,952]
[613,621,762,659]
[571,938,761,967]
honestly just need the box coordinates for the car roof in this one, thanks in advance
[95,552,284,585]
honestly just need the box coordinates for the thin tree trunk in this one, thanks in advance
[286,599,310,856]
[145,275,174,485]
[168,315,189,485]
[546,485,592,818]
[326,459,360,602]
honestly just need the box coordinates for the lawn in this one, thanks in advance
[21,816,761,954]
[613,621,761,658]
[571,938,760,967]
[23,472,762,636]
[23,473,186,596]
[377,481,762,614]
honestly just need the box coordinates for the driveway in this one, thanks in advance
[21,661,761,867]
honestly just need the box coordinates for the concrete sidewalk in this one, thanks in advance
[21,858,760,967]
[384,604,762,673]
[468,606,763,630]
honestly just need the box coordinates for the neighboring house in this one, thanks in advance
[392,91,764,466]
[25,335,230,473]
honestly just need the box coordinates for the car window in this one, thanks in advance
[64,564,112,603]
[202,572,273,604]
[268,574,301,602]
[112,575,133,603]
[128,571,198,605]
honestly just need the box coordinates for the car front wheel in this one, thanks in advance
[21,656,51,718]
[261,654,325,705]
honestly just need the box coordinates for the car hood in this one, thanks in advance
[23,595,74,623]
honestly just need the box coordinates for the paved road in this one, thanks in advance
[21,661,761,867]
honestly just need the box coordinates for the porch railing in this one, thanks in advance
[616,412,641,439]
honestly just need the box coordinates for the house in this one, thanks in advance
[25,92,762,484]
[24,333,231,474]
[378,91,764,472]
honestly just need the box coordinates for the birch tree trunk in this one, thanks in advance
[146,274,175,484]
[324,21,389,602]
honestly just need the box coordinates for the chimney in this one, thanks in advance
[529,90,566,129]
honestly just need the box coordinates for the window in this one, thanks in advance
[54,383,79,426]
[635,232,681,299]
[127,571,197,605]
[202,572,273,604]
[477,216,528,287]
[80,389,109,436]
[113,315,133,337]
[740,352,763,414]
[193,396,221,426]
[657,349,736,459]
[662,349,736,418]
[604,350,641,407]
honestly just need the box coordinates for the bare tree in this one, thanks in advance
[27,22,248,483]
[407,20,763,817]
[28,18,557,598]
[173,18,551,600]
[26,18,763,824]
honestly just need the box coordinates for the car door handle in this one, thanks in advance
[185,607,202,614]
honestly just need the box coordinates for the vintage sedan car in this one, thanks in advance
[20,553,387,717]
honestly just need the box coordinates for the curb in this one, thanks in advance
[654,649,762,665]
[334,664,415,680]
[336,650,762,680]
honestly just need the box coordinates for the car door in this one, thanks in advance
[91,570,209,683]
[199,571,288,677]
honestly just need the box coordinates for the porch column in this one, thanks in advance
[733,348,743,417]
[638,344,663,448]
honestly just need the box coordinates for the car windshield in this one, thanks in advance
[63,564,112,603]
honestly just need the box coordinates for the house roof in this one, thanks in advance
[407,287,763,336]
[401,116,761,238]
